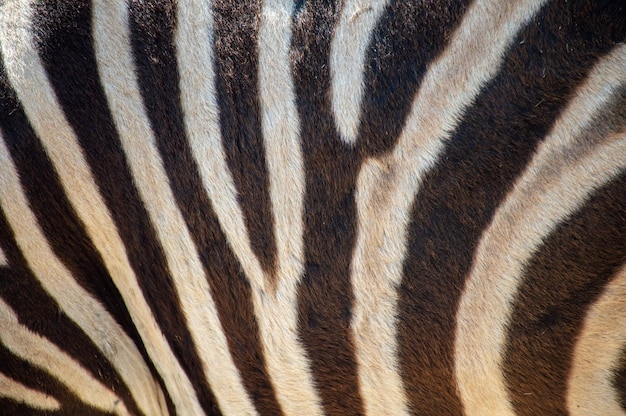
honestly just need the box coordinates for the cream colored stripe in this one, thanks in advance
[0,246,6,266]
[0,372,60,411]
[351,1,546,414]
[176,0,268,295]
[330,0,389,144]
[258,0,323,414]
[455,46,626,416]
[92,1,256,415]
[568,265,626,416]
[0,299,129,415]
[0,131,166,416]
[0,2,170,415]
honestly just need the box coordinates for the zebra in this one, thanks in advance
[0,0,624,414]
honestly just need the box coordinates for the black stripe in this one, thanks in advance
[0,344,110,416]
[358,0,471,156]
[503,89,626,414]
[291,2,366,414]
[0,212,141,416]
[504,174,626,415]
[128,1,283,413]
[397,1,626,414]
[29,2,198,414]
[0,59,143,415]
[616,350,626,411]
[0,399,59,416]
[213,0,277,277]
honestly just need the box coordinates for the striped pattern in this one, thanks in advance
[0,0,624,415]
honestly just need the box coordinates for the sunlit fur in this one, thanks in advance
[0,0,624,415]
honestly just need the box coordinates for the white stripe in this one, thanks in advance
[351,1,546,414]
[568,264,626,416]
[0,132,166,416]
[258,0,324,414]
[0,299,129,415]
[0,2,172,415]
[176,0,269,295]
[92,1,256,415]
[0,245,6,266]
[330,0,389,144]
[0,372,60,411]
[455,45,626,416]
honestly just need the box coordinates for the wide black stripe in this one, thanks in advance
[397,1,626,414]
[358,0,471,156]
[504,174,626,415]
[291,3,366,415]
[128,1,283,414]
[213,0,277,277]
[0,344,109,416]
[0,60,143,415]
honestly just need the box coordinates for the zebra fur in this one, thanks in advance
[0,0,624,414]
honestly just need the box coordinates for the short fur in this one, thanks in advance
[0,0,624,415]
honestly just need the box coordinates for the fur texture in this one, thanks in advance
[0,0,624,415]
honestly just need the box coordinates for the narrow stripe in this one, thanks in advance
[0,372,60,411]
[258,0,323,414]
[176,0,267,294]
[0,245,6,266]
[0,131,165,416]
[213,0,277,276]
[568,265,626,416]
[0,299,129,415]
[330,0,388,144]
[351,1,545,414]
[128,1,277,412]
[175,2,272,414]
[28,1,196,413]
[455,46,626,415]
[91,1,252,414]
[0,2,178,414]
[291,2,365,413]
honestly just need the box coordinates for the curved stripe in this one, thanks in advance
[330,0,388,144]
[176,0,268,294]
[0,2,174,415]
[568,265,626,416]
[351,1,546,414]
[0,132,165,416]
[92,1,255,414]
[455,45,626,416]
[257,0,324,414]
[0,372,60,411]
[0,299,128,415]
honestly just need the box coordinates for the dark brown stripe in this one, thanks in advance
[504,174,626,415]
[615,350,626,411]
[29,2,196,414]
[397,1,626,414]
[0,344,109,416]
[0,62,144,416]
[128,1,283,414]
[291,3,366,415]
[213,0,277,277]
[358,0,471,156]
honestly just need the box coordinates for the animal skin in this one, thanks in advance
[0,0,624,415]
